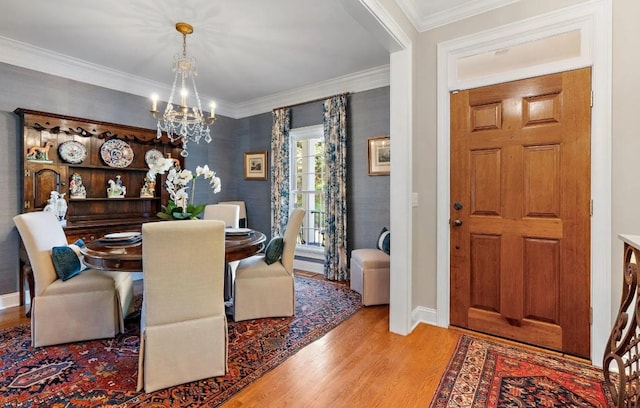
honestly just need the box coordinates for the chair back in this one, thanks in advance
[13,212,68,296]
[218,200,247,227]
[203,204,240,228]
[281,208,305,274]
[142,220,226,326]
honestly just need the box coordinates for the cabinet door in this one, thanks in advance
[24,163,67,211]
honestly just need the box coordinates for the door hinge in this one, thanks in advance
[590,91,593,108]
[589,307,593,325]
[590,200,593,217]
[24,169,31,177]
[24,200,30,210]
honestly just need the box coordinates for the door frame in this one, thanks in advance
[435,0,612,364]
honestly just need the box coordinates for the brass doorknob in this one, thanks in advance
[452,219,463,227]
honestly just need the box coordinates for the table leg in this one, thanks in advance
[23,263,34,318]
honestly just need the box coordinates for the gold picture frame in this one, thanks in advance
[368,136,390,176]
[244,151,268,180]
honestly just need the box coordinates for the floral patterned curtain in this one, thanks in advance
[323,95,348,281]
[270,108,291,237]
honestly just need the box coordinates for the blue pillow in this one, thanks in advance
[51,239,87,281]
[264,236,284,265]
[377,227,390,255]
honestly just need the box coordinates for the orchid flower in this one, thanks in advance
[150,160,221,220]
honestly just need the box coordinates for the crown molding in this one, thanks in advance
[0,35,389,119]
[396,0,520,32]
[0,35,238,118]
[232,65,390,118]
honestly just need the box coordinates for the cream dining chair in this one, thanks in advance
[13,211,133,347]
[218,200,248,227]
[203,203,241,300]
[137,220,227,393]
[232,208,305,321]
[203,204,240,228]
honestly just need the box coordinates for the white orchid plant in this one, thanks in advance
[148,158,221,220]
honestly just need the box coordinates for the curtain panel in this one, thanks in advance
[323,95,348,281]
[270,108,291,237]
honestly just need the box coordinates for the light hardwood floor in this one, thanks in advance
[0,284,461,407]
[0,302,458,407]
[1,276,591,407]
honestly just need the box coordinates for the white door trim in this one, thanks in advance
[436,0,612,364]
[346,0,416,335]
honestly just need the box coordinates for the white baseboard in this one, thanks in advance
[411,305,439,331]
[0,291,22,310]
[294,259,324,274]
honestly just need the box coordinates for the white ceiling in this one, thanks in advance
[0,0,518,118]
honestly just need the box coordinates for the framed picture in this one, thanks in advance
[368,136,390,176]
[244,151,268,180]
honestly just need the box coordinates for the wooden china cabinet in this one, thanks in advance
[15,108,184,312]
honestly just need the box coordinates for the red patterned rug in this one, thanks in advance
[0,276,361,407]
[430,335,615,408]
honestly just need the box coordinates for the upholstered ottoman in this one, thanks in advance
[350,248,390,306]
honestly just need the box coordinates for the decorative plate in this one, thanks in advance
[100,139,134,168]
[102,232,141,240]
[58,140,87,164]
[145,149,163,166]
[225,228,253,236]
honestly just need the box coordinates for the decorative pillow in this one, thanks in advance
[51,239,87,281]
[264,236,284,265]
[377,227,390,255]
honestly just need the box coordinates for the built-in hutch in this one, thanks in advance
[16,108,183,239]
[15,108,183,311]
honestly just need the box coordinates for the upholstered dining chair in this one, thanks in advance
[203,203,241,300]
[203,203,240,228]
[232,208,305,321]
[137,220,227,393]
[13,211,133,347]
[218,200,248,227]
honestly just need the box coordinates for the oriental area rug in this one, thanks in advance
[430,335,615,408]
[0,276,361,407]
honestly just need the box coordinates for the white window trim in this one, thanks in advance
[289,124,326,260]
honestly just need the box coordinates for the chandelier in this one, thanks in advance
[151,22,216,157]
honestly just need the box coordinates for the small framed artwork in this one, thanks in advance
[244,151,268,180]
[368,136,390,176]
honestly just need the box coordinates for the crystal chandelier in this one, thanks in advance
[151,22,216,157]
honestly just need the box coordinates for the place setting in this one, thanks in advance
[224,227,253,237]
[95,231,142,245]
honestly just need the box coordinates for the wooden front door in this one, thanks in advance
[449,68,592,358]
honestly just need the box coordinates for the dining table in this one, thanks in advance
[80,228,266,272]
[80,228,266,304]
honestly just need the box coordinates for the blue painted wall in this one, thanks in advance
[0,61,389,294]
[229,87,391,253]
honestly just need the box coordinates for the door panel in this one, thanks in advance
[450,68,591,358]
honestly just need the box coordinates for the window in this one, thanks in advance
[290,125,325,252]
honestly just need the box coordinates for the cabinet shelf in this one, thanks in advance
[70,197,160,202]
[69,164,150,172]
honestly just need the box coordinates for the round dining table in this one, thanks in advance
[81,229,266,272]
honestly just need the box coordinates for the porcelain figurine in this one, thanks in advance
[107,175,126,198]
[69,173,86,199]
[26,141,54,162]
[140,175,156,198]
[43,191,67,226]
